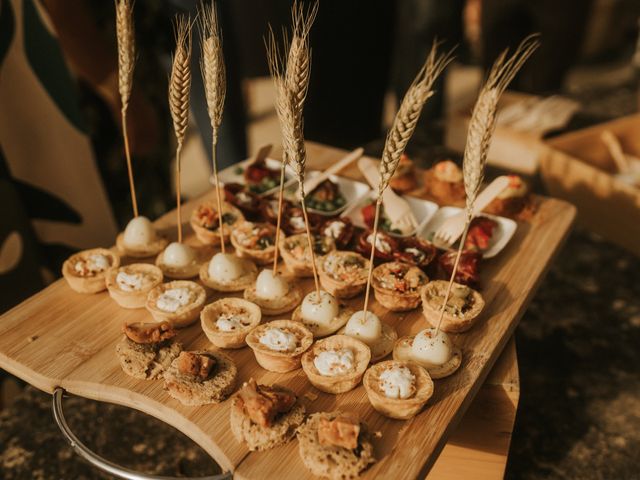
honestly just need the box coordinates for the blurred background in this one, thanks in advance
[1,0,640,479]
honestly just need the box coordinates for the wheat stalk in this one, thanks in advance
[360,43,454,321]
[115,0,138,217]
[434,34,540,335]
[169,15,193,243]
[199,1,227,251]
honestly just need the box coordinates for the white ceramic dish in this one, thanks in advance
[418,206,517,259]
[216,157,296,197]
[343,192,439,238]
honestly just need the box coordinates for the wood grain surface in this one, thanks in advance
[0,142,575,478]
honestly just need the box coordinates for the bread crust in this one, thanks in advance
[115,336,182,380]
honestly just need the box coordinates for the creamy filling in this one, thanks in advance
[74,254,110,276]
[366,233,391,253]
[379,366,416,399]
[289,216,306,230]
[116,271,144,291]
[324,221,344,239]
[313,349,354,376]
[216,313,251,332]
[157,288,194,313]
[259,327,298,352]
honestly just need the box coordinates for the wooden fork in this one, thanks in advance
[433,176,511,247]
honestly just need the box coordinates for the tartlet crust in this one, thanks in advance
[116,232,168,258]
[145,280,207,328]
[155,246,205,280]
[230,222,281,265]
[199,256,257,292]
[291,303,354,338]
[363,360,433,419]
[393,336,462,379]
[421,280,485,333]
[189,201,244,246]
[106,263,163,309]
[338,321,398,362]
[317,251,369,299]
[243,281,303,316]
[301,335,371,394]
[279,234,336,277]
[371,262,427,312]
[201,298,262,349]
[245,320,313,372]
[62,248,120,294]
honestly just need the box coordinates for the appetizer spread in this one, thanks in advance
[279,233,336,277]
[106,263,163,309]
[62,248,120,294]
[363,360,434,419]
[356,229,399,262]
[301,335,371,394]
[394,236,437,268]
[231,378,305,451]
[304,179,347,213]
[372,262,428,312]
[230,221,279,265]
[163,350,238,406]
[199,252,257,292]
[438,250,482,286]
[155,242,201,279]
[116,216,168,258]
[421,280,485,333]
[146,280,206,328]
[341,311,397,362]
[245,320,313,372]
[244,269,303,315]
[319,217,354,249]
[423,160,466,205]
[291,290,353,338]
[200,298,262,349]
[393,327,462,379]
[318,251,370,299]
[189,201,244,245]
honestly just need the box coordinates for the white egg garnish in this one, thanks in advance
[379,366,415,399]
[208,253,244,282]
[259,327,298,352]
[300,290,339,327]
[313,349,354,376]
[345,311,382,346]
[163,242,196,268]
[411,328,453,367]
[123,216,157,248]
[255,269,289,300]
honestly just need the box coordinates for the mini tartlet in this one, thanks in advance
[199,254,257,292]
[243,270,303,316]
[423,160,466,206]
[484,174,531,218]
[231,378,306,451]
[146,280,206,328]
[189,201,244,245]
[230,221,280,265]
[301,335,371,394]
[363,360,433,419]
[317,250,369,299]
[245,319,313,372]
[116,216,168,258]
[389,153,417,193]
[319,217,354,249]
[421,280,484,333]
[163,350,238,406]
[339,311,397,362]
[279,233,336,277]
[297,412,376,479]
[106,263,163,309]
[372,262,428,312]
[201,298,262,349]
[393,328,462,379]
[155,242,203,279]
[291,291,353,338]
[62,248,120,294]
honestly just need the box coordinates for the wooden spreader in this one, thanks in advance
[0,143,575,479]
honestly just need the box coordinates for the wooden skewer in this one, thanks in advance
[361,198,382,322]
[176,144,183,243]
[273,154,288,273]
[212,133,225,253]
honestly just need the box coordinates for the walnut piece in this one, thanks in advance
[177,352,216,380]
[123,322,176,344]
[318,414,361,450]
[236,378,296,427]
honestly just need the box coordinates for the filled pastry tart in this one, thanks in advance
[363,360,433,420]
[224,183,262,219]
[106,263,163,308]
[372,262,428,312]
[389,153,417,194]
[317,251,369,299]
[437,250,482,287]
[231,378,306,451]
[200,298,262,349]
[423,160,466,205]
[340,311,397,362]
[163,350,238,406]
[279,233,336,277]
[244,269,303,315]
[297,412,376,479]
[304,178,347,214]
[301,335,371,394]
[62,248,120,294]
[484,174,531,217]
[245,319,313,372]
[155,242,203,279]
[189,200,244,245]
[319,217,354,249]
[291,290,353,338]
[116,216,168,258]
[282,206,322,236]
[393,236,437,269]
[393,327,462,379]
[244,157,281,194]
[230,221,280,265]
[199,252,257,292]
[420,280,484,332]
[355,229,399,262]
[146,280,206,328]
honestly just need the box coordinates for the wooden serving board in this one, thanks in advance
[0,142,575,478]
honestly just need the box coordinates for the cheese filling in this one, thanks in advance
[289,216,306,230]
[366,233,391,253]
[259,327,298,352]
[116,271,144,291]
[379,366,416,399]
[324,221,344,239]
[74,254,110,276]
[216,313,251,332]
[313,349,355,376]
[157,288,194,313]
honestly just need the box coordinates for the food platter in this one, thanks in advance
[0,142,575,478]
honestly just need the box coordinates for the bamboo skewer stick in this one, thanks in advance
[361,198,382,317]
[115,0,138,217]
[272,153,287,272]
[434,35,540,335]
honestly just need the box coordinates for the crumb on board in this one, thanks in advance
[303,391,318,401]
[27,335,38,343]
